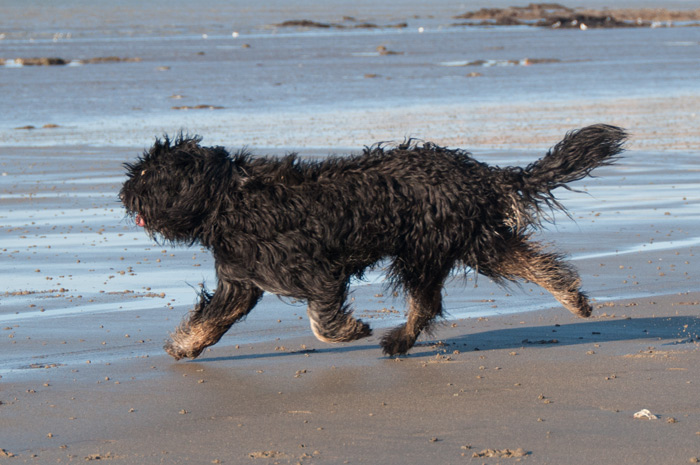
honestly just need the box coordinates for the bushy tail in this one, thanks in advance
[507,124,627,229]
[523,124,627,194]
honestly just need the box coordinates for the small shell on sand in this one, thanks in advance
[633,409,659,420]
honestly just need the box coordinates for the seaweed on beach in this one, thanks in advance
[272,18,408,29]
[453,3,700,28]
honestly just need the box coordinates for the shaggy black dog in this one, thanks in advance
[120,124,626,360]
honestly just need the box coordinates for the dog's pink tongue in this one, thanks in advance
[135,214,146,227]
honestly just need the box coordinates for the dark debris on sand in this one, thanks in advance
[273,18,408,30]
[453,3,700,28]
[0,56,141,67]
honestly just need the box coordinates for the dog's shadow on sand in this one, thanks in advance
[195,316,700,363]
[411,315,700,357]
[198,343,377,364]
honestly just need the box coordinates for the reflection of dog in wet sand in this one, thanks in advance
[120,124,626,360]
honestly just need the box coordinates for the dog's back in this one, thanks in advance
[236,125,626,287]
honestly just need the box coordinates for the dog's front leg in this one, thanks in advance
[164,281,263,360]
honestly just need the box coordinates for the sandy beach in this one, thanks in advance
[3,293,700,464]
[2,1,700,463]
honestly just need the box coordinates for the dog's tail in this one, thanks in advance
[510,124,627,227]
[523,124,627,193]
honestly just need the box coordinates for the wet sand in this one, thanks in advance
[3,295,700,464]
[5,93,700,152]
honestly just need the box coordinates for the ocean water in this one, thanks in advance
[1,0,699,147]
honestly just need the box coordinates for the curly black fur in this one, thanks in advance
[120,124,627,359]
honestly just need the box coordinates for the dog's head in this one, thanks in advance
[120,135,234,244]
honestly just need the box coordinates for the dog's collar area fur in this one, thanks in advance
[233,163,250,185]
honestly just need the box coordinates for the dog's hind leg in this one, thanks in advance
[492,239,592,318]
[381,282,444,356]
[164,280,263,360]
[306,291,372,344]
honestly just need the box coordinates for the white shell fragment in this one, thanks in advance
[633,409,659,420]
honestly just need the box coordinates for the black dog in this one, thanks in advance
[120,124,626,360]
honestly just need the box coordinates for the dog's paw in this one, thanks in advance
[310,315,373,343]
[353,319,373,340]
[336,317,372,342]
[380,325,416,356]
[164,339,204,361]
[574,303,593,318]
